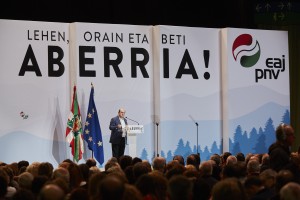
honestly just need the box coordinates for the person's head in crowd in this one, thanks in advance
[11,188,35,200]
[259,168,277,189]
[135,173,158,199]
[105,157,121,171]
[124,165,135,184]
[226,155,237,166]
[260,153,270,172]
[68,187,89,200]
[193,177,211,200]
[236,152,245,162]
[142,160,152,172]
[199,160,214,177]
[78,163,90,183]
[18,171,34,190]
[247,159,260,177]
[118,155,133,171]
[89,166,100,177]
[31,175,49,196]
[173,155,185,166]
[131,157,142,166]
[279,182,300,200]
[0,175,8,199]
[186,154,199,170]
[244,176,268,200]
[52,167,70,184]
[26,162,40,177]
[95,175,125,200]
[210,154,221,166]
[167,175,193,200]
[88,172,107,199]
[165,163,186,180]
[122,183,143,200]
[38,183,65,200]
[17,160,29,172]
[274,169,294,193]
[152,157,166,174]
[211,177,247,200]
[221,152,232,166]
[67,162,84,190]
[38,162,53,179]
[85,158,97,168]
[133,162,151,181]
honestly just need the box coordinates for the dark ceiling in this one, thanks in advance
[1,0,256,28]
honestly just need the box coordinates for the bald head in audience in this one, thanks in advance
[38,184,65,200]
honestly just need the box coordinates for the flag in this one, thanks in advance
[83,84,104,165]
[66,85,84,162]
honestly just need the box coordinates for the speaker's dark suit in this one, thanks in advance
[109,116,127,159]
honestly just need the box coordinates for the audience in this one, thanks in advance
[1,123,300,200]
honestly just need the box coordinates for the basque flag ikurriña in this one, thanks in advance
[66,85,84,162]
[83,84,104,165]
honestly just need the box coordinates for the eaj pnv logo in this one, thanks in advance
[232,34,261,68]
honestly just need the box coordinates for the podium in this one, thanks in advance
[127,125,144,157]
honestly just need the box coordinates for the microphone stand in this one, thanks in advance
[156,122,159,157]
[195,122,199,156]
[189,115,199,156]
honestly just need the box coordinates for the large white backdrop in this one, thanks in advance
[0,20,290,166]
[0,20,70,165]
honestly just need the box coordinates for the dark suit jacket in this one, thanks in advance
[109,116,128,144]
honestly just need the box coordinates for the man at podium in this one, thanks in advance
[109,108,128,160]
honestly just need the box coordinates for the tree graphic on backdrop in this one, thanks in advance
[264,118,275,149]
[184,141,193,158]
[282,110,290,124]
[253,132,267,153]
[174,139,185,156]
[166,150,173,162]
[140,148,148,161]
[211,141,220,154]
[147,109,290,162]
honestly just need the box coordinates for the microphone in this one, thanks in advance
[125,117,139,125]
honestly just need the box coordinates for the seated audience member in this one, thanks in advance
[133,162,151,181]
[135,173,168,200]
[259,168,277,197]
[96,175,125,200]
[17,172,34,190]
[186,154,199,170]
[279,182,300,200]
[272,169,295,200]
[198,160,218,190]
[221,152,232,167]
[0,175,8,199]
[123,183,143,200]
[11,188,35,200]
[173,155,185,166]
[38,183,65,200]
[247,159,260,177]
[0,167,16,198]
[167,175,193,200]
[226,155,238,166]
[236,152,245,162]
[118,155,133,171]
[85,158,97,168]
[244,176,274,200]
[152,157,166,174]
[260,153,270,172]
[211,177,247,200]
[210,154,222,180]
[131,157,142,166]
